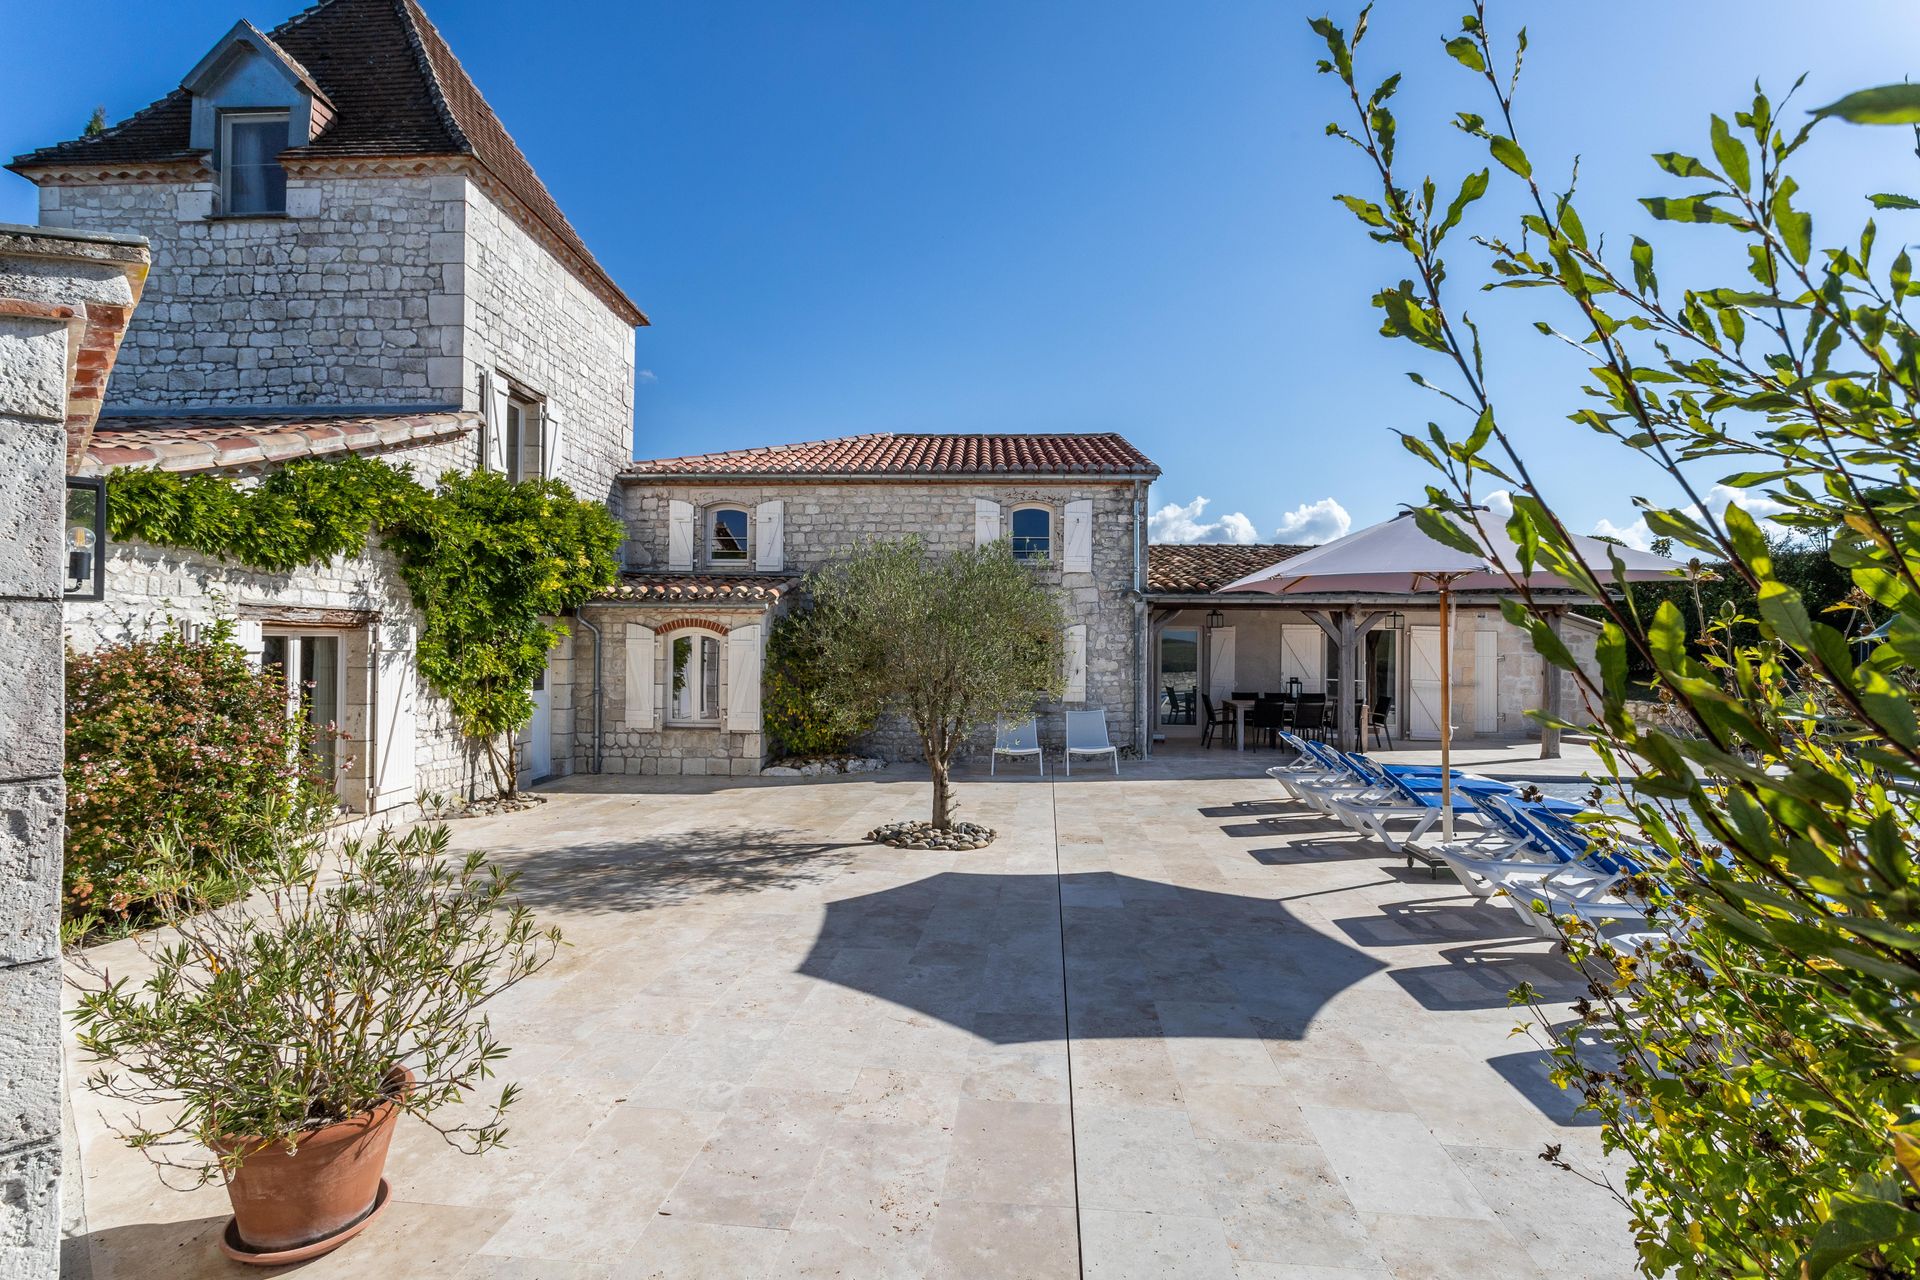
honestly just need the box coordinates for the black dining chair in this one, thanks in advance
[1294,696,1327,743]
[1250,697,1286,750]
[1201,693,1236,749]
[1369,696,1394,749]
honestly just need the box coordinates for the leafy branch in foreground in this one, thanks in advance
[1315,6,1920,1275]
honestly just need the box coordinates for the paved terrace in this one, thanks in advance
[63,748,1635,1279]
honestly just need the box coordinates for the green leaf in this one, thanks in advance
[1651,152,1715,180]
[1437,169,1490,240]
[1870,192,1920,210]
[1641,195,1747,226]
[1773,176,1813,265]
[1489,135,1531,178]
[1812,84,1920,125]
[1335,194,1391,228]
[1629,236,1657,296]
[1443,36,1485,73]
[1709,114,1750,190]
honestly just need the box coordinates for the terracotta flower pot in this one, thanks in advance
[212,1067,412,1266]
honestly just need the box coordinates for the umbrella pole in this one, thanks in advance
[1439,580,1454,843]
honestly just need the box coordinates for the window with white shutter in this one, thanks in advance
[974,499,1001,548]
[726,625,762,731]
[483,370,509,474]
[372,621,417,811]
[667,500,696,571]
[755,500,785,571]
[624,623,657,728]
[540,402,564,480]
[1063,500,1093,572]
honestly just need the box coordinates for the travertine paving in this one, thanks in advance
[62,757,1636,1279]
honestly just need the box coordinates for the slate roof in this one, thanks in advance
[73,409,477,476]
[1146,543,1311,595]
[8,0,643,325]
[622,433,1159,480]
[597,575,799,604]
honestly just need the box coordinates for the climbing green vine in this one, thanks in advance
[107,456,623,794]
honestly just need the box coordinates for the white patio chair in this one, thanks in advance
[991,717,1045,776]
[1063,709,1119,776]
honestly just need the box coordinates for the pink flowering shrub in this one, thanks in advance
[64,625,335,936]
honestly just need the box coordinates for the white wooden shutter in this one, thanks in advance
[667,500,696,571]
[726,624,762,730]
[540,402,563,481]
[483,370,509,474]
[1279,624,1326,693]
[373,621,417,810]
[1208,626,1236,701]
[233,618,264,665]
[1474,629,1499,733]
[624,623,657,728]
[974,499,1001,547]
[755,500,785,572]
[1063,623,1088,703]
[1063,500,1093,573]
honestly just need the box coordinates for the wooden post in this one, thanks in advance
[1438,580,1455,842]
[1541,607,1564,759]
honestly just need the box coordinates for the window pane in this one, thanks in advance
[505,403,522,482]
[671,635,693,719]
[1010,507,1051,561]
[298,635,341,787]
[518,403,542,482]
[225,118,287,215]
[710,509,749,562]
[700,637,720,720]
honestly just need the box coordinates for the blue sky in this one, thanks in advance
[5,2,1916,545]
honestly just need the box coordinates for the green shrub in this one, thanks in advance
[762,607,878,757]
[64,623,332,938]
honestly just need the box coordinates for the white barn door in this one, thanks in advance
[1408,625,1444,740]
[1279,624,1325,695]
[1473,631,1499,734]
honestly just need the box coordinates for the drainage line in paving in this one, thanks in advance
[1048,774,1086,1279]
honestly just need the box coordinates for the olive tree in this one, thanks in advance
[807,537,1065,829]
[1313,5,1920,1275]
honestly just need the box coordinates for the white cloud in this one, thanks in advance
[1149,496,1258,545]
[1484,489,1514,520]
[1272,497,1352,546]
[637,369,658,383]
[1591,484,1792,552]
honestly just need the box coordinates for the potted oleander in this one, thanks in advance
[70,821,560,1266]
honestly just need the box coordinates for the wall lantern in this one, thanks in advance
[1204,608,1226,630]
[64,477,107,601]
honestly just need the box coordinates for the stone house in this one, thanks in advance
[576,432,1161,776]
[8,0,646,810]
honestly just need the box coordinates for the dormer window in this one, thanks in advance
[220,110,288,215]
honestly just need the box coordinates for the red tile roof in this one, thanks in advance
[597,574,798,604]
[622,433,1158,480]
[74,409,476,476]
[9,0,643,326]
[1147,543,1311,594]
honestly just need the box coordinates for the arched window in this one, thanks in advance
[708,506,750,566]
[1009,505,1052,562]
[668,630,722,723]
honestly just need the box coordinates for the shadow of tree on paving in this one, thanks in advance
[795,871,1387,1044]
[492,827,862,917]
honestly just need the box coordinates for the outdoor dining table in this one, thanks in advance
[1224,697,1256,753]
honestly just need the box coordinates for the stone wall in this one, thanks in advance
[0,223,149,1280]
[458,180,636,512]
[620,478,1149,758]
[40,176,461,410]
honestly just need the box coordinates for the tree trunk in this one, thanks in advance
[929,753,953,830]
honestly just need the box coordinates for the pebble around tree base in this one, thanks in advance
[866,820,996,851]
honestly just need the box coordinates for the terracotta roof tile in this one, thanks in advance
[623,433,1158,480]
[597,574,799,604]
[74,409,477,476]
[1147,543,1311,594]
[9,0,642,325]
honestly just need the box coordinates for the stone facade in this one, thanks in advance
[610,477,1150,771]
[0,224,149,1280]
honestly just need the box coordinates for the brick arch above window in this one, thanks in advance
[653,617,734,637]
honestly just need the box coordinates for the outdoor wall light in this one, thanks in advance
[65,477,106,601]
[1204,608,1225,630]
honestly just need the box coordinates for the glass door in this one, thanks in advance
[262,631,344,786]
[1157,626,1200,737]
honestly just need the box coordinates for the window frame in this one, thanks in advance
[259,628,348,786]
[1009,504,1054,563]
[665,629,724,725]
[503,393,544,483]
[706,504,752,569]
[218,109,290,216]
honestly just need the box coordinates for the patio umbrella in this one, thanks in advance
[1220,511,1680,840]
